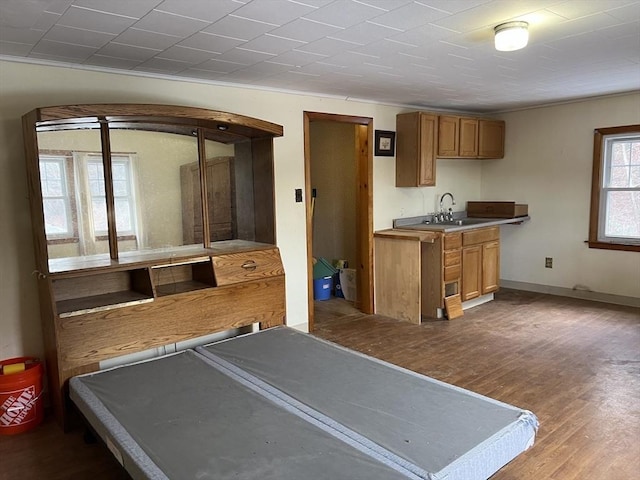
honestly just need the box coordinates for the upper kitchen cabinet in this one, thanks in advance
[437,116,478,158]
[438,115,504,159]
[478,119,505,158]
[396,111,437,187]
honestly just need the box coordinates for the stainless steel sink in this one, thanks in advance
[395,217,497,231]
[435,218,491,226]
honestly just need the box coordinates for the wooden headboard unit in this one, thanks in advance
[22,104,286,429]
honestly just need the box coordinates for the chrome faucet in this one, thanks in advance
[439,192,456,222]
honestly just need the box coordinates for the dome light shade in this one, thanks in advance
[494,21,529,51]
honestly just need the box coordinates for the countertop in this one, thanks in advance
[392,215,531,233]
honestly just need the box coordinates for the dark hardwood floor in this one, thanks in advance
[1,289,638,479]
[314,289,640,480]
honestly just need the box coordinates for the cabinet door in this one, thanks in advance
[181,157,235,244]
[461,245,481,301]
[478,120,505,158]
[459,118,478,157]
[437,116,459,157]
[417,113,437,186]
[396,112,436,187]
[482,240,500,294]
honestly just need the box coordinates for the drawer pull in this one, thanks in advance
[241,260,258,271]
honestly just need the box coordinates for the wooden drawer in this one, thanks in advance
[463,227,499,246]
[444,232,462,250]
[444,264,461,283]
[213,248,284,286]
[444,249,461,267]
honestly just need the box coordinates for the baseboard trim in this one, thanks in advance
[500,280,640,308]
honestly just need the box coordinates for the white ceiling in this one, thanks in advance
[1,0,639,113]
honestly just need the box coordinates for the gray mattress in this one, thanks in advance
[70,326,538,480]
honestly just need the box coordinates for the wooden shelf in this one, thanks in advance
[58,291,154,317]
[152,259,215,296]
[155,280,213,297]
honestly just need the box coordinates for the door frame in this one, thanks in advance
[303,111,374,331]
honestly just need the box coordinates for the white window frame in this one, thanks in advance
[39,155,75,240]
[39,151,139,247]
[86,154,138,238]
[589,125,640,252]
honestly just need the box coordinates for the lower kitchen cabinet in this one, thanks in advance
[461,227,500,301]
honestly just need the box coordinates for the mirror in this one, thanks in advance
[38,126,235,266]
[28,104,281,274]
[37,128,108,260]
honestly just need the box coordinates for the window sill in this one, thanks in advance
[587,241,640,252]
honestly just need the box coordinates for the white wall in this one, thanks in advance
[0,60,482,359]
[482,93,640,299]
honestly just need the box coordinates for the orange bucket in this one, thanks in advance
[0,357,44,435]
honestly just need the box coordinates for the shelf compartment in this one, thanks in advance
[152,258,215,297]
[53,269,154,317]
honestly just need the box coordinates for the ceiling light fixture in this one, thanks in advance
[494,21,529,52]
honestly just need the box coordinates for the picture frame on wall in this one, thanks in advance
[375,130,396,156]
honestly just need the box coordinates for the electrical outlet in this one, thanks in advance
[545,257,553,268]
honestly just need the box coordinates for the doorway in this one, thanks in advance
[303,112,373,331]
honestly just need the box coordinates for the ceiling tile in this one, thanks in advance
[43,1,75,15]
[132,10,209,37]
[178,32,242,53]
[303,0,384,28]
[231,0,317,25]
[156,45,216,64]
[605,1,640,21]
[57,6,137,34]
[295,36,361,56]
[270,49,327,67]
[597,19,640,39]
[113,28,181,50]
[96,42,159,62]
[215,47,275,65]
[202,15,275,41]
[71,0,163,18]
[190,58,245,74]
[370,2,451,30]
[43,24,114,48]
[31,39,96,60]
[239,34,305,55]
[83,54,140,69]
[267,18,342,43]
[0,41,33,56]
[155,0,241,23]
[328,20,399,44]
[135,56,188,74]
[32,11,63,31]
[0,27,45,45]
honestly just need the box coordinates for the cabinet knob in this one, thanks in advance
[241,260,257,271]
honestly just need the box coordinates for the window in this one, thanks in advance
[39,151,138,245]
[39,155,77,240]
[589,125,640,252]
[86,155,137,236]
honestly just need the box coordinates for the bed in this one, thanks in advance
[70,326,538,480]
